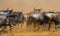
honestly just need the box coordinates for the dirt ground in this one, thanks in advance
[0,22,60,36]
[1,31,60,36]
[1,30,60,36]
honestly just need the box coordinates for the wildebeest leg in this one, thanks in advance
[55,22,59,31]
[33,22,36,31]
[4,26,9,33]
[39,21,44,31]
[47,20,52,30]
[0,26,2,33]
[26,22,30,30]
[1,24,7,32]
[26,19,32,31]
[4,26,6,29]
[8,24,14,36]
[0,25,5,32]
[8,24,12,32]
[36,21,40,31]
[33,21,39,31]
[52,19,60,32]
[21,20,24,30]
[48,22,51,30]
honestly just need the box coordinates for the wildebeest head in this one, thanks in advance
[0,10,13,25]
[9,11,24,23]
[0,9,13,16]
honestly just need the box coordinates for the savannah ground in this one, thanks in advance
[0,22,60,36]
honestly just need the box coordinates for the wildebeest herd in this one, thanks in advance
[0,8,60,33]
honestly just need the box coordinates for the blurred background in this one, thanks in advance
[0,0,60,13]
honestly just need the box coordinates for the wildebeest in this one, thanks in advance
[7,11,24,30]
[27,10,60,31]
[44,12,56,30]
[0,9,24,32]
[51,12,60,30]
[27,9,57,31]
[29,12,49,31]
[43,11,60,31]
[25,8,44,31]
[0,9,13,32]
[23,13,32,30]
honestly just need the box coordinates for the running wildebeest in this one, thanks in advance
[0,9,13,32]
[29,12,48,31]
[29,10,60,31]
[0,9,24,32]
[55,12,60,29]
[44,11,60,31]
[7,11,24,30]
[44,12,56,30]
[49,12,60,31]
[22,13,32,30]
[25,8,44,31]
[28,9,57,31]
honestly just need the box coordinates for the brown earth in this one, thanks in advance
[0,22,60,36]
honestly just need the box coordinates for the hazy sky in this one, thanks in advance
[0,0,60,13]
